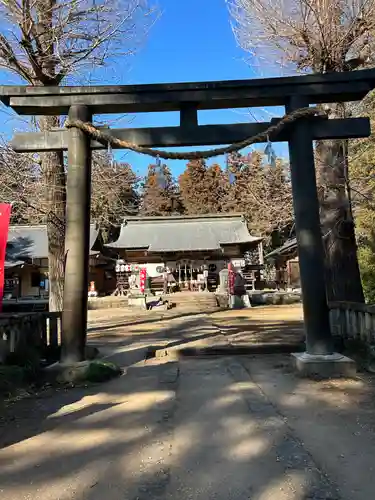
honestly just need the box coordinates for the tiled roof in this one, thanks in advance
[107,214,261,253]
[265,238,297,259]
[6,224,99,264]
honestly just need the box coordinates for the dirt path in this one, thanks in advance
[210,304,304,345]
[3,353,375,499]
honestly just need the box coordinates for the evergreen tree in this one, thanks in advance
[179,160,226,214]
[141,163,182,216]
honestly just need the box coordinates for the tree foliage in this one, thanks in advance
[177,153,292,239]
[0,146,140,238]
[179,160,227,215]
[227,0,375,73]
[0,0,155,84]
[224,151,293,236]
[348,90,375,302]
[0,146,44,223]
[140,163,183,216]
[90,153,140,241]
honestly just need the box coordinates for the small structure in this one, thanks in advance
[106,214,263,294]
[265,238,300,290]
[4,224,112,309]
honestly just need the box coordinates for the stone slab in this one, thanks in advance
[292,352,356,378]
[127,296,147,308]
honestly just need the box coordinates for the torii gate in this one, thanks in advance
[1,69,375,376]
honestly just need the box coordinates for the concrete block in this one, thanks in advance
[291,352,356,379]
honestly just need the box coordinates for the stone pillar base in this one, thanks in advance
[229,295,251,309]
[291,352,356,379]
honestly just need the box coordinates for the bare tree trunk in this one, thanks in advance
[39,116,66,312]
[316,105,364,303]
[36,1,66,312]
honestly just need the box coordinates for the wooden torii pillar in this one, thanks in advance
[63,104,92,362]
[2,68,375,375]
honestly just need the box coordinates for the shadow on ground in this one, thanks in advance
[1,354,375,500]
[0,309,304,451]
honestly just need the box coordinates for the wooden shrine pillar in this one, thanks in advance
[258,240,264,265]
[286,96,333,356]
[61,104,92,363]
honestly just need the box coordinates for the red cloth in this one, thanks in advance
[0,204,11,312]
[140,267,147,294]
[228,262,235,295]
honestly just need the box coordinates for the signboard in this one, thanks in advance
[231,259,245,269]
[5,278,18,290]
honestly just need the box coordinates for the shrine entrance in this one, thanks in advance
[2,69,375,372]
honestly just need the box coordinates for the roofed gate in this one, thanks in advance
[2,69,375,373]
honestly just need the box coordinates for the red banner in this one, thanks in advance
[0,204,11,312]
[228,262,235,295]
[140,267,147,294]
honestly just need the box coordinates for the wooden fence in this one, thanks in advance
[0,312,62,361]
[2,302,375,364]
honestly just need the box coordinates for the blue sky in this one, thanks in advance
[0,0,288,178]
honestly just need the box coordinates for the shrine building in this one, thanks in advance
[106,213,263,292]
[4,224,114,309]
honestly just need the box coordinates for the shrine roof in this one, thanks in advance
[106,214,262,253]
[6,224,100,263]
[265,238,297,259]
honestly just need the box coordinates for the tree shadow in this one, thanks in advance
[88,316,219,353]
[1,310,303,447]
[87,309,221,334]
[0,350,374,499]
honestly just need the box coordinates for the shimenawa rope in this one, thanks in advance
[64,107,324,161]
